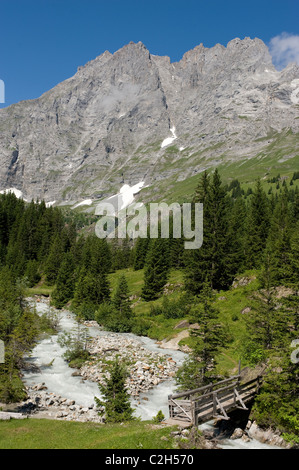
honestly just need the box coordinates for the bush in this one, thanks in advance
[131,318,151,336]
[74,302,98,321]
[95,302,133,333]
[150,294,192,320]
[149,303,163,317]
[152,410,165,424]
[57,322,90,366]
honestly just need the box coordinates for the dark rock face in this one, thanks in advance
[0,38,298,204]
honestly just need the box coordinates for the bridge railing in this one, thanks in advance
[169,375,240,401]
[168,374,262,425]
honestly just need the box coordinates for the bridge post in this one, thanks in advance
[212,392,217,417]
[168,395,173,419]
[191,401,196,426]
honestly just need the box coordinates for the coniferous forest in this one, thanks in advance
[0,170,298,443]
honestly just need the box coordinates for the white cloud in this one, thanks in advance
[269,33,299,70]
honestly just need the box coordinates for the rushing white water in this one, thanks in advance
[23,300,282,449]
[23,300,186,418]
[198,421,281,450]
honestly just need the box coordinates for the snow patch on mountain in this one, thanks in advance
[161,126,177,148]
[0,187,25,199]
[72,199,93,209]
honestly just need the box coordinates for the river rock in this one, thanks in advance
[247,421,290,448]
[34,383,48,391]
[231,428,244,439]
[79,332,180,397]
[21,387,104,423]
[0,411,27,420]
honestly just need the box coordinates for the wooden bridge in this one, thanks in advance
[167,373,262,427]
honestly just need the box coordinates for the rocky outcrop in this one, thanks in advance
[79,332,179,396]
[0,411,27,421]
[247,420,293,448]
[18,385,103,422]
[0,38,298,204]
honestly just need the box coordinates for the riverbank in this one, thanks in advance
[1,297,289,450]
[0,418,180,449]
[18,297,186,421]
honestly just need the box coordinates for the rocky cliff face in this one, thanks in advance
[0,38,298,204]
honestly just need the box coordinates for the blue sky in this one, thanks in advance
[0,0,299,107]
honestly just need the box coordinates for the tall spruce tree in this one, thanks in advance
[44,234,64,285]
[141,238,169,301]
[245,180,270,268]
[133,237,149,271]
[265,187,293,286]
[73,267,110,318]
[51,252,76,308]
[244,254,289,361]
[113,274,132,317]
[226,196,247,275]
[185,169,231,294]
[176,281,227,389]
[94,358,135,423]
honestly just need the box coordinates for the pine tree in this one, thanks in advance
[287,224,299,288]
[252,350,299,438]
[141,238,169,301]
[94,358,135,423]
[95,274,134,332]
[244,255,289,359]
[133,237,149,270]
[113,274,132,317]
[226,196,247,274]
[81,236,111,277]
[176,281,227,389]
[185,169,231,294]
[51,252,76,308]
[44,235,64,285]
[193,170,210,205]
[265,188,293,286]
[73,267,110,319]
[24,259,41,287]
[245,180,270,268]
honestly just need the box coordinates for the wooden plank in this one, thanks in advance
[169,375,262,426]
[169,375,240,400]
[192,382,238,404]
[169,400,192,421]
[164,418,193,428]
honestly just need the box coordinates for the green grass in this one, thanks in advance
[24,284,54,297]
[0,419,178,449]
[27,265,263,374]
[107,267,263,374]
[214,271,261,373]
[108,268,187,340]
[134,128,299,204]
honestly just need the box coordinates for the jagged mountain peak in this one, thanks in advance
[0,38,298,205]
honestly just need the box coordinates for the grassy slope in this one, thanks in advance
[108,267,260,375]
[136,129,299,204]
[0,419,178,449]
[25,264,260,375]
